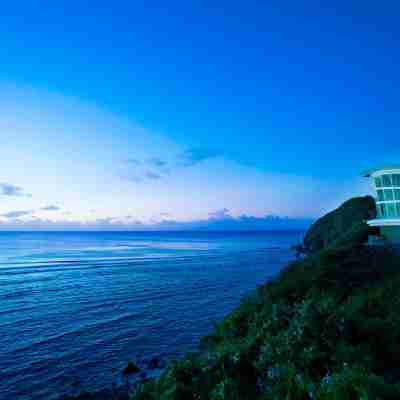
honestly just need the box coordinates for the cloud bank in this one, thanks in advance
[0,208,312,231]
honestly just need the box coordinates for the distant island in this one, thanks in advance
[69,196,400,399]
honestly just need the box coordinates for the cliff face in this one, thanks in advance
[303,196,377,253]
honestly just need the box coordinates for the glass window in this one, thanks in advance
[381,203,387,217]
[374,176,382,188]
[377,190,384,201]
[393,174,400,187]
[396,203,400,217]
[384,189,394,201]
[382,174,392,187]
[377,204,382,217]
[394,189,400,201]
[388,203,396,217]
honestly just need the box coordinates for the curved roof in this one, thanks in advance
[362,165,400,177]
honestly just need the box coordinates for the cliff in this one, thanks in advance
[303,196,377,253]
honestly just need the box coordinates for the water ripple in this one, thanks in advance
[0,231,302,400]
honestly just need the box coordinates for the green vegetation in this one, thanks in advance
[131,197,400,399]
[303,196,376,253]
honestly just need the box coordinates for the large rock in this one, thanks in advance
[123,361,140,375]
[303,196,377,254]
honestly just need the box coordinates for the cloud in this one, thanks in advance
[147,157,167,168]
[124,148,219,183]
[0,211,312,231]
[0,183,31,197]
[145,171,162,180]
[124,157,170,182]
[0,216,145,231]
[94,217,115,225]
[1,205,61,220]
[124,216,143,224]
[208,208,231,219]
[156,214,312,231]
[126,158,141,166]
[41,205,61,211]
[1,210,34,219]
[178,148,220,167]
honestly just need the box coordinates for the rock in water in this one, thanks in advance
[123,361,140,375]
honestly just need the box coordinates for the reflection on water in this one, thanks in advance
[0,231,302,400]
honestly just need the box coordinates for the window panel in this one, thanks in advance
[394,189,400,201]
[382,174,392,187]
[388,203,396,217]
[374,176,382,188]
[393,174,400,187]
[381,204,387,217]
[377,190,384,201]
[396,203,400,217]
[384,189,394,201]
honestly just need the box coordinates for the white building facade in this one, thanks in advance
[363,166,400,243]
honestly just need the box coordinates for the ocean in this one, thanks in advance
[0,230,303,399]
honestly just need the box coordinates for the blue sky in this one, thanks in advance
[0,2,398,229]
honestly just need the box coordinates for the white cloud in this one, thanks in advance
[0,210,34,219]
[0,183,31,197]
[41,205,61,211]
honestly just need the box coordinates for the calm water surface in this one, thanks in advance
[0,231,302,399]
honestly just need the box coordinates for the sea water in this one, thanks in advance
[0,231,302,399]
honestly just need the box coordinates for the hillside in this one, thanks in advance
[303,196,377,253]
[130,197,400,399]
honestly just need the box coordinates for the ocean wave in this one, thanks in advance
[0,230,301,400]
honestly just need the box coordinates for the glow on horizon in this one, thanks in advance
[0,83,371,230]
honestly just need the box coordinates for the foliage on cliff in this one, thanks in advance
[303,196,377,253]
[130,197,400,399]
